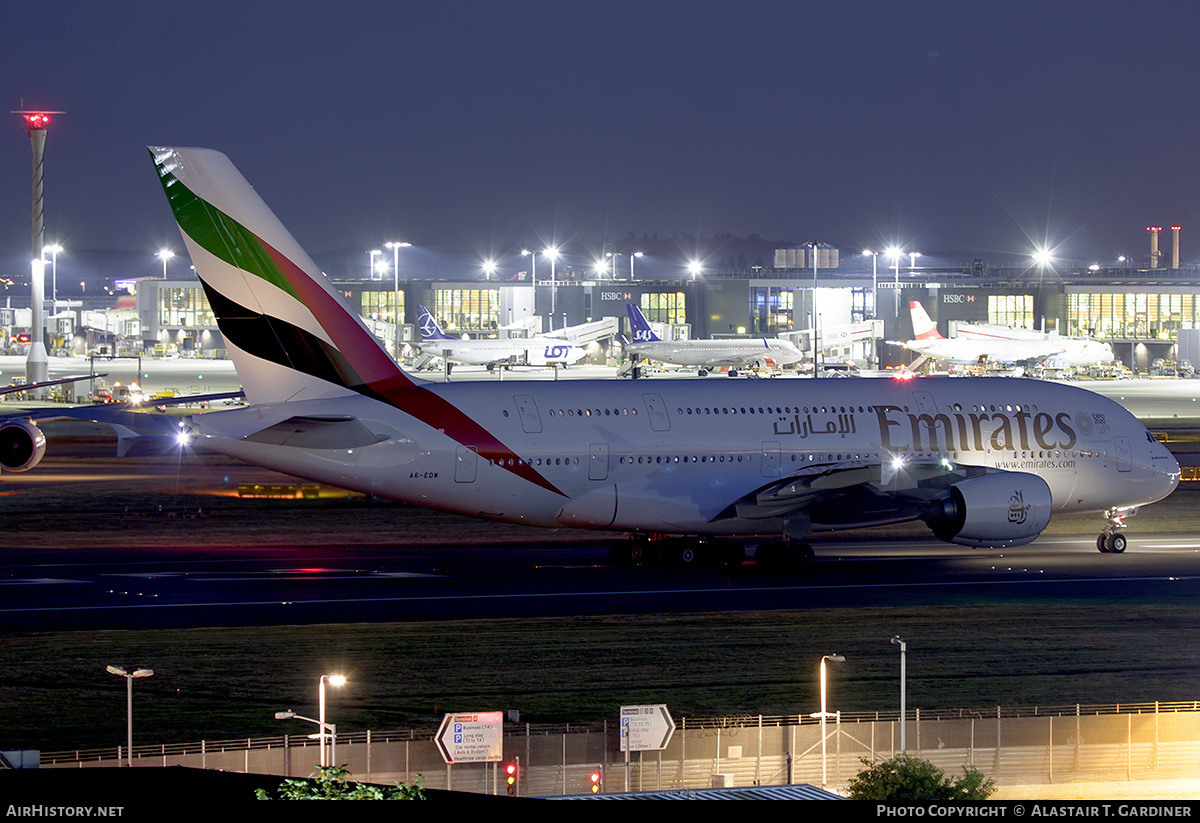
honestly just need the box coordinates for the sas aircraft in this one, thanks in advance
[624,303,804,377]
[904,301,1114,369]
[415,305,586,370]
[148,147,1178,563]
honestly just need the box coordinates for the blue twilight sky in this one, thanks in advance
[3,0,1199,279]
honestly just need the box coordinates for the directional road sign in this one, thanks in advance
[435,711,504,764]
[619,704,675,752]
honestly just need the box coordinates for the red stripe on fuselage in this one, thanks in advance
[259,239,565,497]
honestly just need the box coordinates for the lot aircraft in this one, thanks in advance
[415,305,586,370]
[148,147,1179,562]
[624,303,804,377]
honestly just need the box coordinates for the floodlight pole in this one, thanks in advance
[106,665,153,767]
[892,636,907,754]
[15,110,63,390]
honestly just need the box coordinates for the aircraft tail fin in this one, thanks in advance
[909,301,943,340]
[626,303,662,343]
[148,147,416,406]
[417,305,455,341]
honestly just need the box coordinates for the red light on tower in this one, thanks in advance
[12,110,63,132]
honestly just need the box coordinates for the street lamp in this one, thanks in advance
[42,243,62,307]
[687,260,702,279]
[319,673,346,767]
[368,249,382,281]
[886,246,903,318]
[630,251,643,281]
[106,665,154,767]
[156,248,175,280]
[891,636,907,755]
[606,251,622,280]
[482,258,496,280]
[274,709,337,769]
[385,241,411,359]
[545,246,560,321]
[810,653,845,787]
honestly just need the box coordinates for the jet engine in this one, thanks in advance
[920,472,1052,549]
[0,419,47,473]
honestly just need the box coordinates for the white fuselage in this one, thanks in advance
[952,324,1115,367]
[189,376,1178,537]
[418,337,586,367]
[627,338,803,370]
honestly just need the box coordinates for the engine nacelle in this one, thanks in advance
[921,472,1052,549]
[0,419,47,473]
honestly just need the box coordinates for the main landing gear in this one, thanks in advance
[1096,508,1128,554]
[754,539,816,569]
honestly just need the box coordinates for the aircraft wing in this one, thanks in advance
[0,374,106,397]
[0,391,245,430]
[724,456,1053,548]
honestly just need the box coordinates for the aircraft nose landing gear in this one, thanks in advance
[1097,508,1130,553]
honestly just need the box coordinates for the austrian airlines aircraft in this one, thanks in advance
[148,147,1179,563]
[906,301,1114,368]
[625,304,804,377]
[415,305,586,370]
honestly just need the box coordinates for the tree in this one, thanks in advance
[845,755,995,801]
[256,765,425,800]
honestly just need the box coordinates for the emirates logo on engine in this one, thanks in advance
[1008,490,1030,524]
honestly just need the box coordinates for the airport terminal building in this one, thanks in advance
[129,254,1200,372]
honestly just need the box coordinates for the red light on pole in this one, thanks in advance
[12,110,63,132]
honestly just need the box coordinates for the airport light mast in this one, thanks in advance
[14,109,63,390]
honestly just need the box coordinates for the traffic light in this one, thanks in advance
[506,758,520,796]
[589,766,603,794]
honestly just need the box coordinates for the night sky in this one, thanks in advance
[4,1,1199,281]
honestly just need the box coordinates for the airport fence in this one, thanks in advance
[39,701,1200,797]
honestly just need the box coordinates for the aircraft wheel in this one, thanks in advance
[676,545,698,566]
[728,369,739,377]
[698,369,708,377]
[795,543,816,565]
[1105,533,1127,554]
[1097,534,1110,553]
[629,542,648,564]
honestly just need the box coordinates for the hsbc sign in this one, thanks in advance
[942,294,976,304]
[601,292,633,301]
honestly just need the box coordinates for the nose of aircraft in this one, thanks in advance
[1149,435,1181,502]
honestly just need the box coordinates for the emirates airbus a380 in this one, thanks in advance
[148,146,1179,565]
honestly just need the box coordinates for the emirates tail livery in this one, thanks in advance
[148,147,1178,562]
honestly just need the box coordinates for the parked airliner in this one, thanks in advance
[905,302,1114,368]
[415,305,586,370]
[148,147,1178,563]
[624,304,804,377]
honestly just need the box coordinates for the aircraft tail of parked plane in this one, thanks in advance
[148,147,1178,562]
[626,303,663,343]
[909,300,943,341]
[417,305,456,342]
